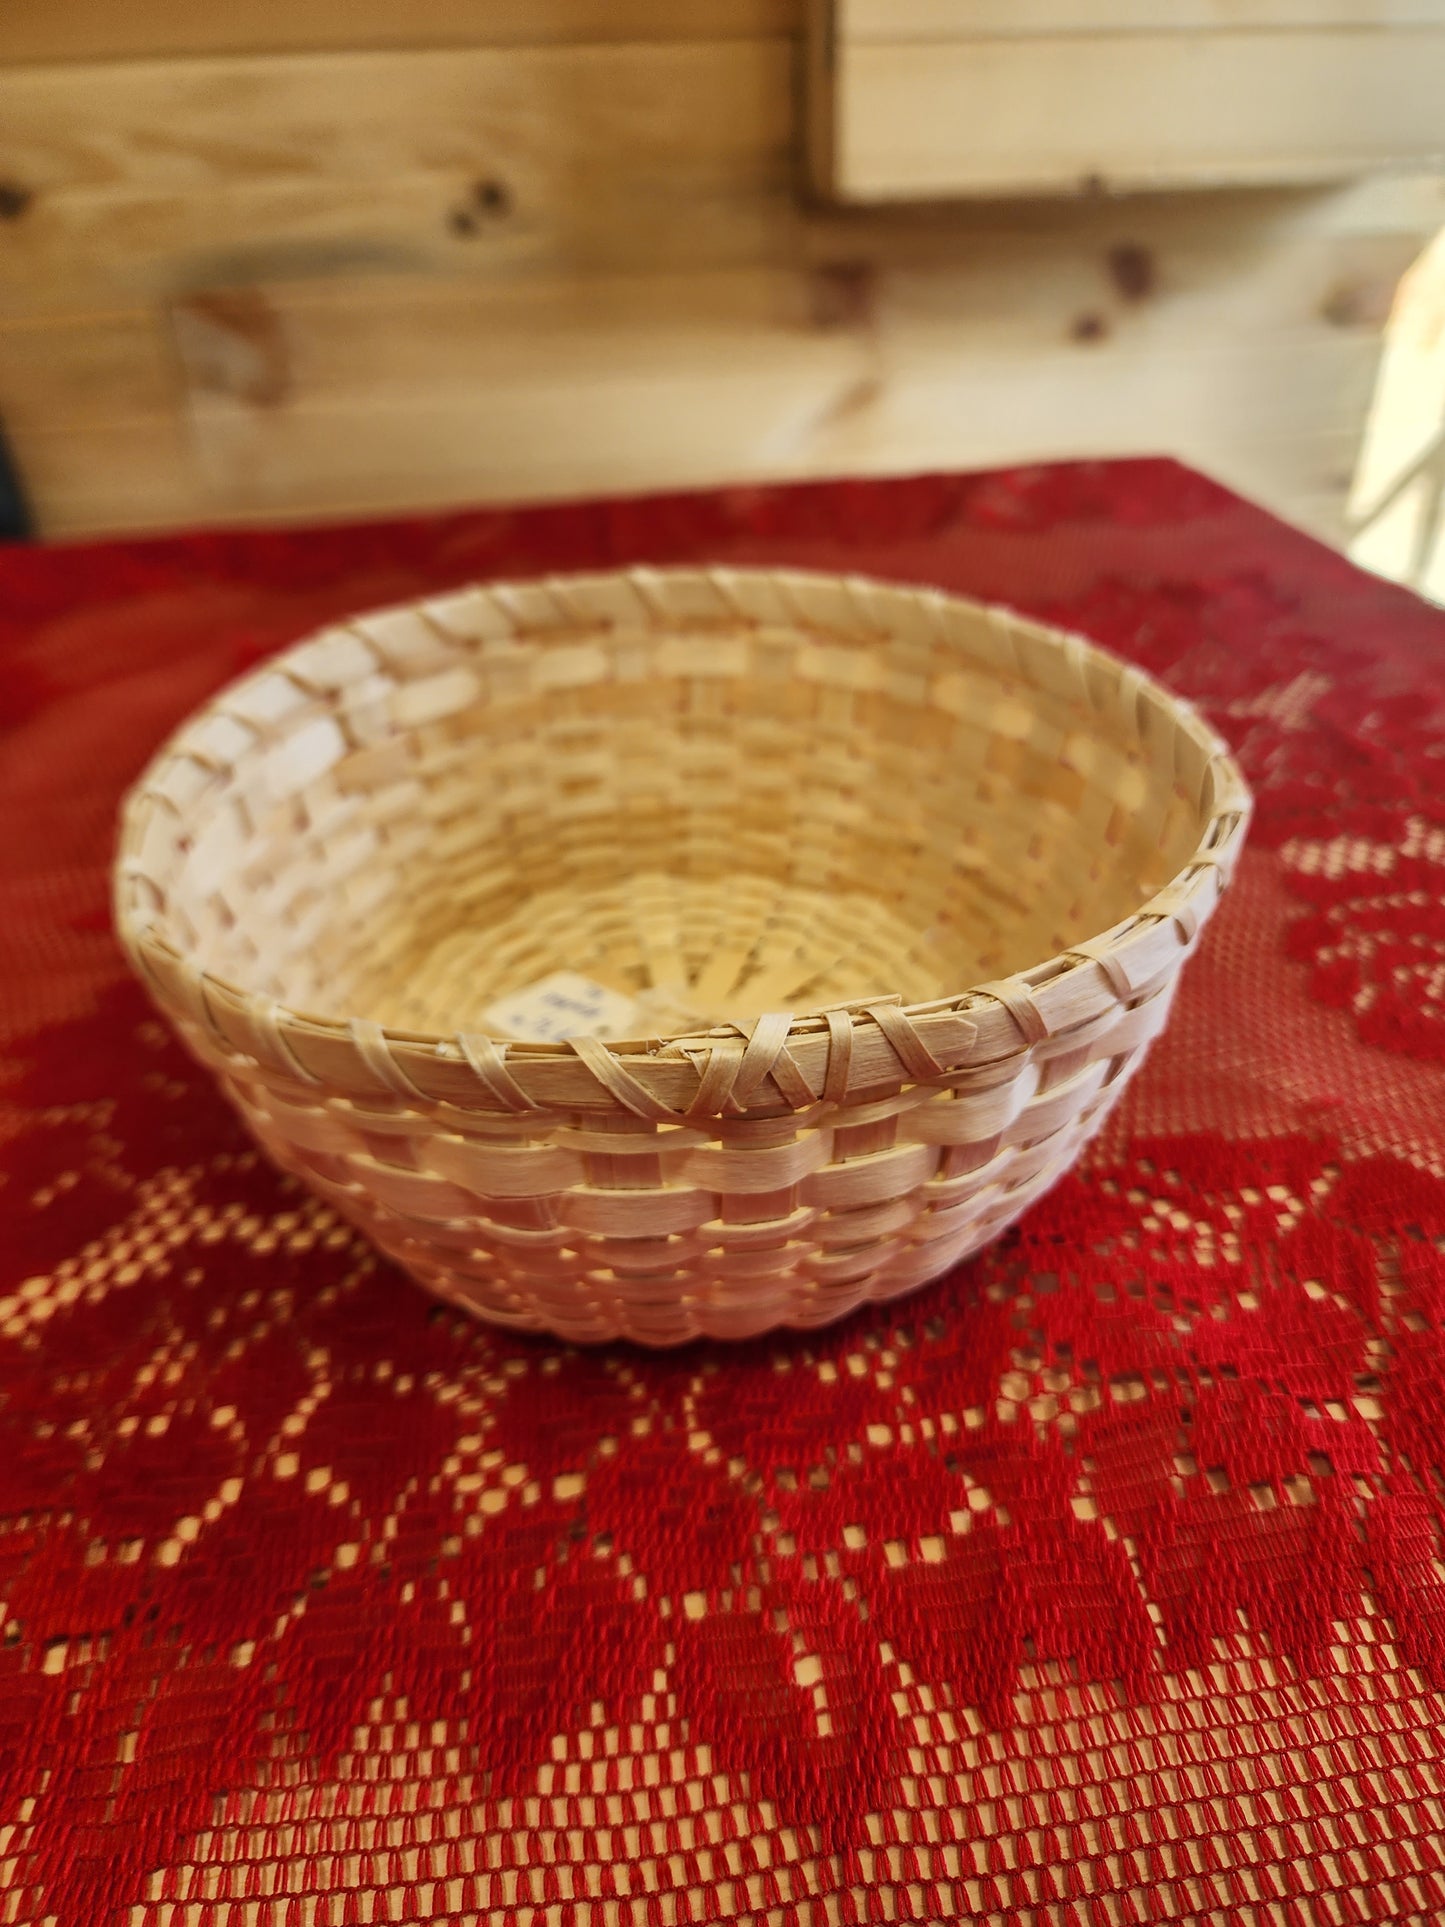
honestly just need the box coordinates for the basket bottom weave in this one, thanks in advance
[386,1200,1031,1347]
[242,1087,1118,1347]
[365,870,959,1038]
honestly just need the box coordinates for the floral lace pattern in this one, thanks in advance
[5,460,1445,1924]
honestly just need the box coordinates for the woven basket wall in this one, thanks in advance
[114,568,1251,1345]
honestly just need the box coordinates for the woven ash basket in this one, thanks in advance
[115,568,1250,1346]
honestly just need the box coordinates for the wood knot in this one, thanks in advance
[450,178,513,236]
[1107,242,1156,303]
[170,289,290,408]
[1070,312,1109,344]
[809,260,876,331]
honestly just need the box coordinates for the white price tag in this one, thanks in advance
[484,971,642,1043]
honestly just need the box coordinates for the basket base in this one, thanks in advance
[388,1158,1089,1344]
[233,1002,1132,1348]
[400,1220,996,1348]
[262,1122,1101,1349]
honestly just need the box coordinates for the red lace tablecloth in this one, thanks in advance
[5,461,1445,1926]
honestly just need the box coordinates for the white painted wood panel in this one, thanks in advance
[842,0,1445,40]
[833,29,1445,199]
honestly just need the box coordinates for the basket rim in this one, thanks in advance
[113,564,1252,1118]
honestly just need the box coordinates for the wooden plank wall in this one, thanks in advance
[1,0,1440,538]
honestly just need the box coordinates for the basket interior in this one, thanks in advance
[150,585,1209,1041]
